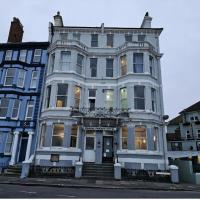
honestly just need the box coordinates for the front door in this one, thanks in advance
[18,132,28,163]
[83,131,96,162]
[103,136,113,162]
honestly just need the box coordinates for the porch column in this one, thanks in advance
[9,131,20,165]
[25,132,34,161]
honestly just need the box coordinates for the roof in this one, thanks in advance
[168,115,183,125]
[179,100,200,114]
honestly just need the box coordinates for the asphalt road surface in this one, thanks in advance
[0,184,200,198]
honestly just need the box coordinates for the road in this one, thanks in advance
[0,184,200,198]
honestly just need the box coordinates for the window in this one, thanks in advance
[0,98,9,118]
[74,86,81,109]
[49,53,55,73]
[70,125,78,148]
[60,51,71,71]
[5,50,12,61]
[45,85,51,108]
[85,131,95,150]
[4,133,13,154]
[90,58,97,77]
[106,59,113,77]
[91,34,98,47]
[19,50,27,62]
[30,71,38,88]
[120,88,127,109]
[186,130,192,139]
[135,126,147,150]
[76,54,84,75]
[56,84,68,107]
[153,127,158,151]
[105,90,114,109]
[52,124,64,147]
[149,56,154,76]
[40,124,46,147]
[133,53,143,73]
[138,35,146,42]
[73,33,80,41]
[11,99,20,119]
[120,55,127,76]
[134,86,145,110]
[60,33,68,41]
[171,142,182,151]
[107,34,113,47]
[195,116,199,121]
[17,69,25,88]
[4,68,15,86]
[88,89,96,111]
[198,130,200,139]
[121,127,128,149]
[25,100,34,120]
[190,117,194,121]
[33,49,42,63]
[125,34,132,42]
[151,88,156,112]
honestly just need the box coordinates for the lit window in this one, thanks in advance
[17,69,25,88]
[4,68,15,86]
[120,88,127,109]
[107,34,113,47]
[90,58,97,77]
[133,53,143,73]
[76,54,84,75]
[56,84,68,107]
[11,99,20,119]
[121,127,128,149]
[4,133,13,154]
[70,125,78,148]
[19,50,27,62]
[30,71,38,88]
[105,90,114,109]
[134,86,145,110]
[40,123,46,147]
[60,51,71,71]
[120,55,127,76]
[125,34,132,42]
[25,100,34,120]
[33,49,42,63]
[91,34,98,47]
[5,50,12,61]
[153,127,158,151]
[151,88,156,112]
[52,124,64,147]
[45,85,51,108]
[88,89,96,111]
[0,98,9,118]
[106,59,113,77]
[74,86,81,109]
[135,126,147,150]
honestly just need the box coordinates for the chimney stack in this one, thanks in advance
[7,17,24,43]
[53,11,63,27]
[140,12,152,28]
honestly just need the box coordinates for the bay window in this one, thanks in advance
[30,71,38,88]
[134,85,145,110]
[120,55,127,76]
[17,69,25,88]
[11,99,20,119]
[52,124,64,147]
[25,100,34,120]
[74,86,81,109]
[120,88,127,109]
[56,84,68,107]
[135,126,147,150]
[70,125,78,148]
[76,54,84,75]
[4,132,13,154]
[133,53,143,73]
[105,90,114,108]
[4,68,15,86]
[40,123,46,147]
[0,98,9,118]
[121,127,128,149]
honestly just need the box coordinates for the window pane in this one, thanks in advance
[134,86,145,110]
[133,53,143,73]
[91,34,98,47]
[30,71,37,88]
[0,98,9,118]
[70,125,78,147]
[19,50,27,62]
[60,51,71,71]
[33,49,42,63]
[89,89,96,97]
[52,124,64,147]
[4,133,13,153]
[105,90,114,108]
[135,126,147,150]
[60,33,68,41]
[17,69,25,87]
[57,84,68,95]
[86,137,94,149]
[40,124,46,147]
[12,99,20,119]
[107,34,113,47]
[153,127,158,151]
[106,59,113,77]
[122,127,128,149]
[46,85,51,108]
[120,55,127,76]
[90,58,97,77]
[5,68,15,86]
[120,88,127,109]
[138,35,146,41]
[125,34,132,42]
[56,84,68,107]
[5,50,12,61]
[74,86,81,109]
[26,100,34,120]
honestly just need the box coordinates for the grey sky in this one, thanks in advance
[1,0,200,120]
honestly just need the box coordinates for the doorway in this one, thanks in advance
[18,132,28,163]
[102,136,113,162]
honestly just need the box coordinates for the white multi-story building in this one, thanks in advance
[34,12,168,178]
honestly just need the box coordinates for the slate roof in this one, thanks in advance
[179,100,200,114]
[168,115,183,125]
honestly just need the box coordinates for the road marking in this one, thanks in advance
[20,191,37,194]
[57,194,76,198]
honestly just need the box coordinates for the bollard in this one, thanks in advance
[169,165,179,183]
[75,161,83,178]
[114,163,122,180]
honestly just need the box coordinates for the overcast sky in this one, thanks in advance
[1,0,199,120]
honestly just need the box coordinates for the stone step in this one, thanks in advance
[3,171,21,176]
[81,175,114,180]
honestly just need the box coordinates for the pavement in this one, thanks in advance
[0,176,200,192]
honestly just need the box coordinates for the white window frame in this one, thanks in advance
[134,85,145,110]
[45,85,51,108]
[151,88,157,112]
[135,125,147,150]
[40,123,46,147]
[105,89,114,109]
[19,50,27,62]
[76,54,84,75]
[4,132,13,154]
[88,89,96,111]
[120,87,127,109]
[11,99,21,119]
[70,125,79,148]
[51,123,64,147]
[30,71,38,88]
[25,100,34,120]
[74,86,81,109]
[0,98,9,118]
[33,49,42,63]
[60,51,71,71]
[4,68,15,86]
[153,127,159,151]
[17,69,25,88]
[5,50,12,61]
[56,84,68,108]
[121,127,128,149]
[120,55,127,76]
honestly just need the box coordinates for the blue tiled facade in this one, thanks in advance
[0,42,48,168]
